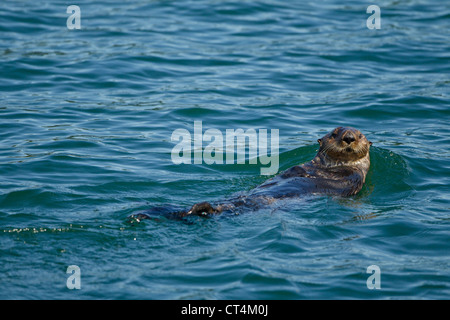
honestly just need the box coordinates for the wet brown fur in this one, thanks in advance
[133,127,372,219]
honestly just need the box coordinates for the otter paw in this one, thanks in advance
[187,202,217,216]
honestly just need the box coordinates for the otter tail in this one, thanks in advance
[127,201,221,222]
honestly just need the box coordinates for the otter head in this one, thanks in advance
[317,127,372,165]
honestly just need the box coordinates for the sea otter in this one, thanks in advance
[130,127,372,220]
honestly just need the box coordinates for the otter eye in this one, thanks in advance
[359,134,363,139]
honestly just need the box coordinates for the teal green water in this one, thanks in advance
[1,0,449,299]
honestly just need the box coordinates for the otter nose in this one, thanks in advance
[342,132,356,144]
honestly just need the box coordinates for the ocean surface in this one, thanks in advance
[1,0,449,300]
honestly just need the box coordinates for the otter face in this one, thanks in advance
[317,127,372,162]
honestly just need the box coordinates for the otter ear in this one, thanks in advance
[369,141,373,146]
[317,138,322,146]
